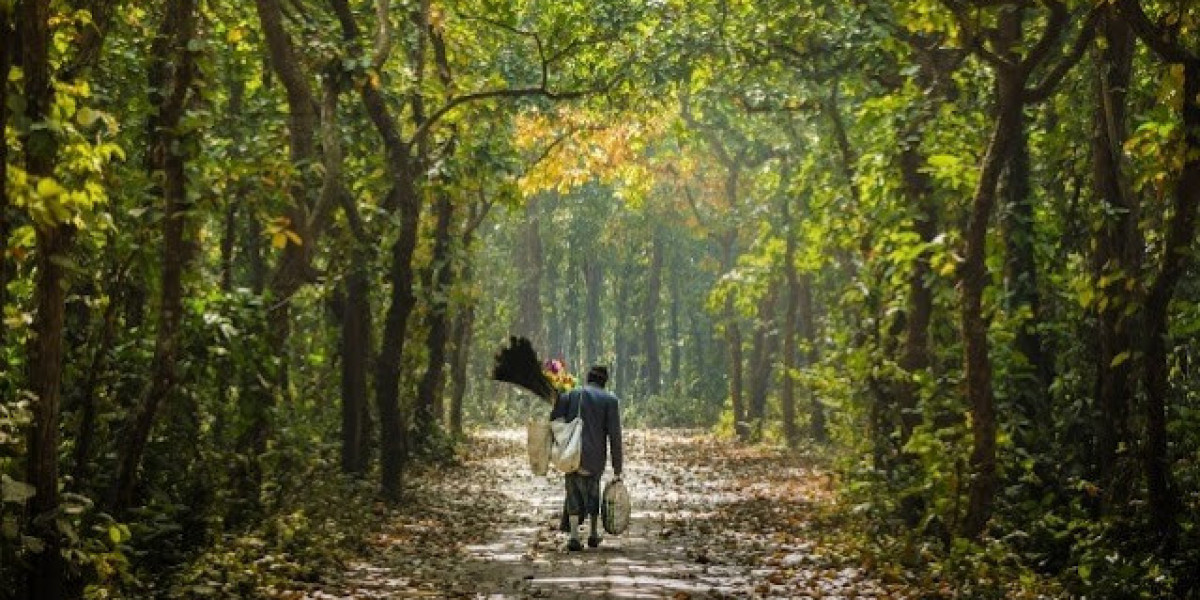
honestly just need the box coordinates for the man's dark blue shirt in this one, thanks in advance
[551,384,623,476]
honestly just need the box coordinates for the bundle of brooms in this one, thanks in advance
[490,336,557,403]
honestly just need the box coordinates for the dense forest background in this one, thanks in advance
[2,0,1199,597]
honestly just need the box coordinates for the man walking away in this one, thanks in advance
[552,365,623,551]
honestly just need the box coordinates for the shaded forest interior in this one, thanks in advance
[2,0,1200,597]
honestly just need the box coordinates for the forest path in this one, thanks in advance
[302,430,907,599]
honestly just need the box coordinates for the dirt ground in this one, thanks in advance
[299,429,909,599]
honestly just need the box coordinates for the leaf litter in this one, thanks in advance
[277,430,920,599]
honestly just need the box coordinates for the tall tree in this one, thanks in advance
[944,0,1095,538]
[20,0,70,592]
[641,230,664,395]
[1116,0,1200,545]
[111,0,201,513]
[1088,4,1138,510]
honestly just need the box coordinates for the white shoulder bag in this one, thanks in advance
[549,392,584,473]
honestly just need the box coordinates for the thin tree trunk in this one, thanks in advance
[1114,0,1200,548]
[448,201,487,438]
[999,110,1053,452]
[448,299,475,437]
[959,68,1023,539]
[1141,59,1199,545]
[797,273,824,442]
[416,192,456,437]
[642,232,663,395]
[0,15,12,374]
[747,284,780,440]
[544,238,562,358]
[1089,8,1138,509]
[668,256,682,393]
[720,231,747,440]
[72,261,124,485]
[515,198,546,348]
[112,0,200,513]
[215,60,244,426]
[614,266,633,396]
[250,0,337,458]
[897,136,936,447]
[584,257,603,366]
[781,194,800,447]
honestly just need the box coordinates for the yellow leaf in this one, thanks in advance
[271,232,287,249]
[36,178,65,198]
[284,230,303,246]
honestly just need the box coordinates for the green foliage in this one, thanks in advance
[4,0,1200,596]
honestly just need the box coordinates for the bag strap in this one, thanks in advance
[571,388,587,421]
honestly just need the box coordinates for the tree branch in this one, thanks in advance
[327,0,406,156]
[1024,6,1099,103]
[1116,0,1195,63]
[1017,0,1069,77]
[943,0,1012,68]
[463,186,496,242]
[412,81,604,148]
[373,0,392,68]
[60,0,119,80]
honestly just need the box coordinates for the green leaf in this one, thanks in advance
[76,106,101,127]
[108,525,124,544]
[1,475,36,504]
[1110,351,1131,368]
[35,177,65,199]
[927,154,959,168]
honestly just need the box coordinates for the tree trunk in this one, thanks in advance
[375,174,421,501]
[998,109,1053,452]
[340,246,372,475]
[747,284,780,440]
[721,234,747,441]
[72,264,123,485]
[1089,9,1138,508]
[668,255,682,393]
[215,63,244,424]
[584,257,603,366]
[614,264,634,397]
[448,299,475,438]
[515,198,546,348]
[111,0,200,514]
[959,68,1024,539]
[416,192,456,437]
[544,238,562,358]
[0,15,12,375]
[250,0,334,460]
[448,207,486,438]
[896,136,936,447]
[797,272,825,442]
[21,0,68,594]
[641,232,663,395]
[1141,59,1199,544]
[781,193,800,447]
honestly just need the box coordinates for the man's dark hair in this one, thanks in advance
[586,365,609,388]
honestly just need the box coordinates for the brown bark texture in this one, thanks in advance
[21,0,69,594]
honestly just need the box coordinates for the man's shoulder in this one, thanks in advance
[586,386,620,404]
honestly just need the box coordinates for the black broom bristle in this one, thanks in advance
[491,336,557,401]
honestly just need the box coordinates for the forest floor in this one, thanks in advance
[281,430,918,599]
